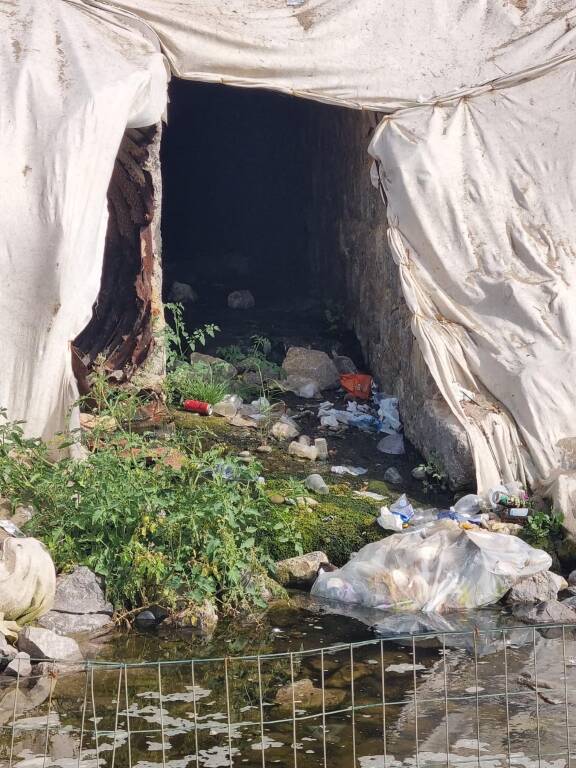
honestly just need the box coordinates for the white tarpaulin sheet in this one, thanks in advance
[2,0,576,517]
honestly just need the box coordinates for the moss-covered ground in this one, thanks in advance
[173,401,454,566]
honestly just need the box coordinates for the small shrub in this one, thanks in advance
[164,302,219,368]
[165,362,230,406]
[0,411,302,612]
[520,509,564,551]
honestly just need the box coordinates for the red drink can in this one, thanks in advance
[183,399,213,416]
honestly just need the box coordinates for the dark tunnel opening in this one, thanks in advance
[160,79,366,363]
[162,81,312,302]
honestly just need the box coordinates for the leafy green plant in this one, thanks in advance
[165,362,230,406]
[417,454,449,493]
[324,300,347,335]
[164,302,219,368]
[520,509,564,550]
[0,411,302,612]
[78,354,145,427]
[217,345,245,367]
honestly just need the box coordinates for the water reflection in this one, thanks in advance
[2,599,576,767]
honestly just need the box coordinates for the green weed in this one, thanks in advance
[164,302,219,368]
[165,362,230,406]
[0,410,302,613]
[520,509,564,551]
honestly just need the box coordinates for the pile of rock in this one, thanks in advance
[506,569,576,624]
[0,625,83,681]
[281,347,340,399]
[38,566,113,635]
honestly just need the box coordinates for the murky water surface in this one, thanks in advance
[3,596,576,768]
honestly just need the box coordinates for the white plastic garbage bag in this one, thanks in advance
[311,520,552,613]
[0,537,56,624]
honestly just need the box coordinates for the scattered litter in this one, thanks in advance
[183,399,212,416]
[354,491,386,501]
[377,509,403,531]
[340,373,373,400]
[0,519,25,538]
[377,433,405,455]
[331,465,368,476]
[377,494,414,531]
[289,441,318,461]
[374,394,401,434]
[453,494,482,516]
[386,663,426,674]
[271,415,300,440]
[282,375,321,399]
[314,437,328,460]
[212,395,242,418]
[312,520,552,613]
[226,413,258,429]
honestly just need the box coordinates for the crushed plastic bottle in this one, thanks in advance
[453,494,481,516]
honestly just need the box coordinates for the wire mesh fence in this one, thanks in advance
[2,622,576,768]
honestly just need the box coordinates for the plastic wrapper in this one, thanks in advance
[311,520,552,613]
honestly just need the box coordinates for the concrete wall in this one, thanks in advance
[304,104,474,489]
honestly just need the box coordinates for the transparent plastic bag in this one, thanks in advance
[311,520,552,613]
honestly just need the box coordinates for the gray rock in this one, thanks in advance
[512,600,576,625]
[506,572,567,604]
[403,399,475,491]
[163,600,218,636]
[5,652,32,677]
[568,569,576,587]
[384,467,403,485]
[275,552,329,588]
[227,290,255,310]
[17,627,83,661]
[304,474,329,495]
[412,466,427,480]
[562,596,576,611]
[282,348,340,391]
[0,633,16,660]
[38,611,113,635]
[169,281,198,304]
[189,353,237,381]
[275,678,346,710]
[135,610,158,629]
[332,355,357,375]
[52,566,113,616]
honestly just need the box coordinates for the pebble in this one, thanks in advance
[269,495,285,505]
[5,652,32,677]
[411,466,427,480]
[257,445,273,454]
[384,467,403,485]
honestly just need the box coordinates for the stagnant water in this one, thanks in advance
[3,595,576,768]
